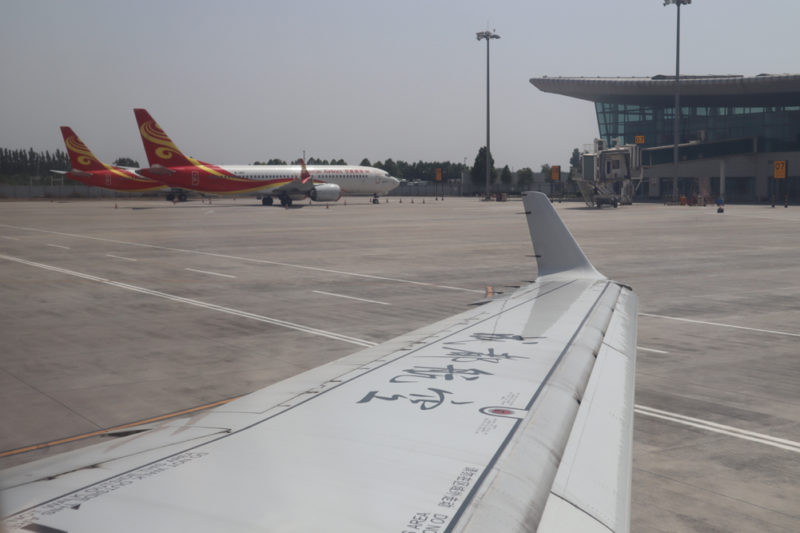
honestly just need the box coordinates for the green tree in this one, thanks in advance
[517,167,534,188]
[500,165,512,185]
[113,157,139,168]
[382,158,400,179]
[569,148,581,176]
[470,146,496,187]
[540,164,552,181]
[359,158,371,167]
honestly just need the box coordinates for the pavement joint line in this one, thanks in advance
[0,253,377,348]
[313,290,391,305]
[635,404,800,453]
[185,267,237,279]
[639,312,800,338]
[637,346,669,354]
[106,253,137,262]
[45,243,70,250]
[0,223,483,294]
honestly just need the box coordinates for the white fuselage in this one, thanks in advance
[222,165,400,195]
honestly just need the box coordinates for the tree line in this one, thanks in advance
[0,148,70,177]
[254,157,470,183]
[2,145,582,185]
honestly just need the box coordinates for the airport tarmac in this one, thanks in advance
[1,196,798,531]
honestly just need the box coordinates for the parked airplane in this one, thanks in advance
[133,108,399,206]
[1,192,637,532]
[54,126,167,194]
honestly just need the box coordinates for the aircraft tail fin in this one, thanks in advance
[133,108,195,168]
[522,191,605,280]
[299,158,311,184]
[60,126,108,172]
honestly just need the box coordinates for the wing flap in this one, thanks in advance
[538,287,637,533]
[456,282,634,533]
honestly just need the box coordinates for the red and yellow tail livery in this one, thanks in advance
[57,127,166,192]
[134,108,232,178]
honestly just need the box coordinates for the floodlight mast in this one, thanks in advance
[476,30,500,200]
[664,0,691,202]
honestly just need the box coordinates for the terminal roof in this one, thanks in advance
[530,74,800,106]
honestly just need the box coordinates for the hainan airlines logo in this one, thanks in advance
[139,120,182,162]
[139,119,230,177]
[64,134,96,167]
[65,134,129,177]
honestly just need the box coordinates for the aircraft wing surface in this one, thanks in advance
[2,192,637,533]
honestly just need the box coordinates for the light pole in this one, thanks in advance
[476,30,500,200]
[664,0,690,202]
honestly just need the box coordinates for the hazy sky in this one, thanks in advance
[2,1,798,171]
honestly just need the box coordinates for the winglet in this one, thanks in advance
[298,158,311,184]
[522,191,605,280]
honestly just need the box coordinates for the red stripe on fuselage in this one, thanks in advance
[66,170,166,192]
[137,166,294,194]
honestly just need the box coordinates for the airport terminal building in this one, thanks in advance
[531,74,800,202]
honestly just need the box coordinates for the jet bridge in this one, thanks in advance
[579,139,643,207]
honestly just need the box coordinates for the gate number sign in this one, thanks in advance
[774,160,787,179]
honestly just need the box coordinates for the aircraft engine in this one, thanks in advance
[309,183,342,202]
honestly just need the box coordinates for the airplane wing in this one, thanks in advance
[1,192,636,533]
[264,158,315,196]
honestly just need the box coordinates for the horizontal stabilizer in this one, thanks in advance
[140,165,176,175]
[523,191,604,280]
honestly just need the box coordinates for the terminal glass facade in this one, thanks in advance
[596,103,800,154]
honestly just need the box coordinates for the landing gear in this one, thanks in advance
[167,191,188,202]
[262,196,274,206]
[279,195,292,207]
[371,194,380,204]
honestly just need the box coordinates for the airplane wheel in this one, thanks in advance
[262,197,273,206]
[166,193,175,202]
[286,197,293,207]
[179,193,188,202]
[280,196,288,207]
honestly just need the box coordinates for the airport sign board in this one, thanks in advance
[773,160,787,179]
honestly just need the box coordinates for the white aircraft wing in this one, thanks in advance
[1,191,637,533]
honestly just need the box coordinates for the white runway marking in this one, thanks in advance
[640,312,800,338]
[637,346,669,354]
[46,243,70,250]
[185,267,236,279]
[106,253,137,262]
[0,223,483,294]
[0,253,376,348]
[313,290,390,305]
[635,405,800,454]
[2,236,20,240]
